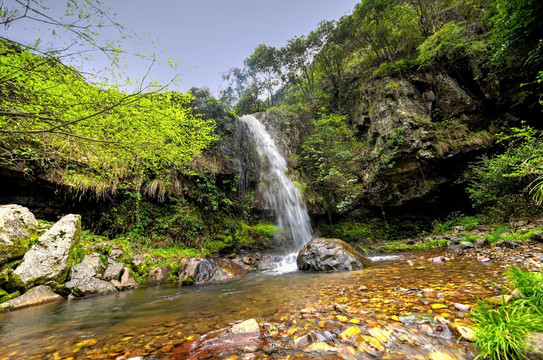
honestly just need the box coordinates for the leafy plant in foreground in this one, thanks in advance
[471,268,543,359]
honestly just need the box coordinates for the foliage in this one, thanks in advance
[417,22,470,65]
[485,0,543,66]
[301,114,367,213]
[472,299,543,360]
[471,268,543,360]
[510,267,543,307]
[468,125,543,211]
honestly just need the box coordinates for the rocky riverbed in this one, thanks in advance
[1,242,542,359]
[2,204,543,359]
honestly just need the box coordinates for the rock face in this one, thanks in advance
[297,238,373,272]
[0,285,61,311]
[0,204,38,265]
[14,214,81,287]
[178,258,248,284]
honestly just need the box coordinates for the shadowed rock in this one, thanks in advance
[297,238,373,272]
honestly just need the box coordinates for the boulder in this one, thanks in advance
[65,277,117,297]
[103,261,124,281]
[0,285,61,311]
[0,204,38,265]
[119,267,138,289]
[475,238,490,248]
[14,214,81,287]
[178,258,247,284]
[297,238,373,272]
[146,265,172,284]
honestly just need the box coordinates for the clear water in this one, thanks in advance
[0,252,506,359]
[240,115,313,255]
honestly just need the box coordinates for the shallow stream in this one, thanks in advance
[0,252,507,359]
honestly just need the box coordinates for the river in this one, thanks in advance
[0,251,506,359]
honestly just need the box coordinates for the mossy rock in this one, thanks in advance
[181,275,195,286]
[4,272,24,293]
[0,291,20,303]
[44,281,70,297]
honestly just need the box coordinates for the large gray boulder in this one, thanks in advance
[178,258,247,284]
[0,205,38,265]
[14,214,81,287]
[297,238,373,272]
[0,285,62,311]
[65,277,117,297]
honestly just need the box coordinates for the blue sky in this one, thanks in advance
[5,0,360,94]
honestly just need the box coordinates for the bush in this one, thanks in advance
[471,268,543,360]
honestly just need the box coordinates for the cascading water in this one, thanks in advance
[240,115,313,272]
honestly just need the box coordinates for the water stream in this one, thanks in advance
[240,115,313,271]
[0,252,506,359]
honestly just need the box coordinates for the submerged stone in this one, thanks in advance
[297,238,373,272]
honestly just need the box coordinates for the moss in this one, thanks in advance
[0,291,20,303]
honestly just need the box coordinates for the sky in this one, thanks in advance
[3,0,360,95]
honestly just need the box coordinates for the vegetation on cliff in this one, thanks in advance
[222,0,542,227]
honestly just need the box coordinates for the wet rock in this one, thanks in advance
[454,303,471,312]
[0,285,61,311]
[526,332,543,360]
[475,238,490,248]
[169,321,267,360]
[103,261,124,281]
[431,256,445,264]
[447,243,462,252]
[0,205,38,265]
[14,214,81,287]
[231,319,260,334]
[178,258,247,284]
[297,238,373,272]
[398,313,434,325]
[450,322,476,342]
[496,240,519,249]
[338,325,362,342]
[120,267,138,289]
[459,241,474,250]
[531,232,543,242]
[65,276,117,297]
[146,266,172,284]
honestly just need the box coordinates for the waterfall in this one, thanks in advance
[239,115,313,259]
